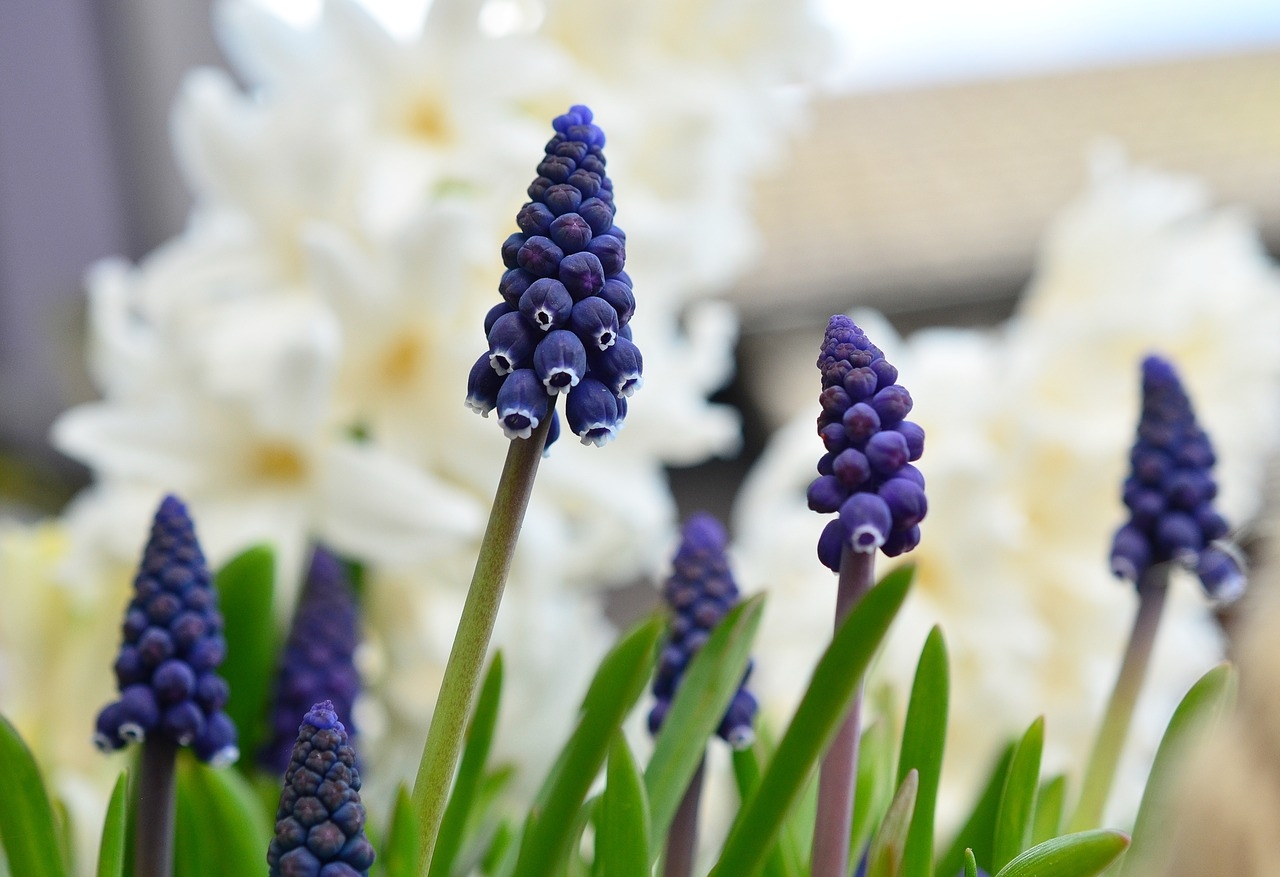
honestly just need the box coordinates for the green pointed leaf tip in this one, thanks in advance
[992,716,1045,874]
[709,564,914,877]
[0,714,68,877]
[384,784,419,877]
[1121,662,1235,877]
[964,850,978,877]
[898,625,949,877]
[213,544,277,764]
[646,595,764,856]
[511,616,663,877]
[867,769,919,877]
[95,772,129,877]
[993,829,1129,877]
[598,734,650,877]
[430,654,505,877]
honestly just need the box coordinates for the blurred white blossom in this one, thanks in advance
[735,154,1280,828]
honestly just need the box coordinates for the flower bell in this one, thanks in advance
[808,316,927,570]
[93,494,238,766]
[466,105,641,446]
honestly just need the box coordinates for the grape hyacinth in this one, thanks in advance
[466,104,641,447]
[93,494,238,766]
[649,513,757,748]
[261,545,362,776]
[1109,354,1244,601]
[267,701,375,877]
[807,315,927,571]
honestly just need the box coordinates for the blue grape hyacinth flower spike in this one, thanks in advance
[467,104,640,447]
[267,701,375,877]
[93,494,238,765]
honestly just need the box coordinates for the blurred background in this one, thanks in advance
[4,0,1280,514]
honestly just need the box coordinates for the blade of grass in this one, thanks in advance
[96,772,129,877]
[993,830,1129,877]
[598,734,650,877]
[866,769,918,877]
[0,714,68,877]
[1032,776,1066,846]
[213,545,277,771]
[731,741,800,877]
[709,565,913,877]
[898,627,949,877]
[963,850,978,877]
[383,784,418,877]
[992,717,1045,873]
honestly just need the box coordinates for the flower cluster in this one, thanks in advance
[649,514,757,747]
[261,546,362,776]
[1110,355,1244,600]
[93,495,238,765]
[806,315,927,570]
[467,105,641,447]
[267,701,374,877]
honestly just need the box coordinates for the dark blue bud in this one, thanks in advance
[578,197,615,235]
[544,183,582,216]
[843,367,877,401]
[897,464,925,488]
[881,525,922,558]
[1156,512,1202,560]
[495,369,550,440]
[586,234,625,276]
[533,329,588,395]
[518,278,574,332]
[549,213,593,253]
[118,684,160,740]
[820,386,852,416]
[865,430,910,475]
[499,268,536,307]
[817,452,836,476]
[554,139,589,162]
[807,475,847,513]
[161,700,205,746]
[841,403,881,443]
[599,279,636,325]
[871,359,899,391]
[1195,505,1229,541]
[1132,448,1172,486]
[152,659,197,705]
[538,155,576,183]
[187,634,226,672]
[817,519,846,571]
[833,448,870,488]
[527,176,553,200]
[566,377,620,446]
[516,202,555,235]
[466,353,506,416]
[569,297,619,351]
[568,170,601,198]
[487,311,538,375]
[114,647,145,686]
[558,251,606,299]
[839,493,893,553]
[879,478,928,530]
[893,421,925,461]
[484,301,514,335]
[196,673,230,712]
[871,385,912,425]
[94,702,128,752]
[605,224,625,242]
[516,236,564,278]
[592,336,643,397]
[1196,545,1245,602]
[500,233,525,269]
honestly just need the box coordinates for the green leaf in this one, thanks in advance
[964,849,978,877]
[935,742,1015,877]
[95,772,129,877]
[213,544,277,769]
[852,719,898,860]
[174,754,272,876]
[646,596,764,858]
[993,830,1129,877]
[0,714,68,877]
[731,740,801,877]
[898,626,949,877]
[384,784,418,877]
[430,654,505,877]
[1032,775,1066,846]
[709,565,914,877]
[1120,662,1235,877]
[510,616,664,877]
[867,769,919,877]
[597,734,650,877]
[992,717,1045,873]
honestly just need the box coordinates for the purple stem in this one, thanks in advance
[811,547,876,877]
[663,755,706,877]
[135,738,177,877]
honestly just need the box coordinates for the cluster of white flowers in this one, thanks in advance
[41,0,826,820]
[734,151,1280,828]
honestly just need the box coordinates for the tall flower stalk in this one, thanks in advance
[806,316,926,877]
[1070,355,1244,831]
[413,105,640,872]
[93,495,238,877]
[649,514,757,877]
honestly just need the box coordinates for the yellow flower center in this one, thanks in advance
[404,96,453,145]
[250,443,309,484]
[381,332,426,389]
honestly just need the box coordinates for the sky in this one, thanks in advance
[256,0,1280,92]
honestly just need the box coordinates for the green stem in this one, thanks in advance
[1069,565,1170,832]
[135,739,177,877]
[810,547,875,877]
[663,756,706,877]
[411,415,553,874]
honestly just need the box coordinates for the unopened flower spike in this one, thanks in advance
[93,494,238,766]
[1110,354,1244,601]
[267,701,375,877]
[649,513,758,748]
[260,545,362,776]
[467,104,640,447]
[807,315,927,571]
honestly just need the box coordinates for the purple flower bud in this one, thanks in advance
[558,251,606,300]
[833,448,870,488]
[566,377,620,446]
[500,232,524,269]
[842,403,880,443]
[879,478,928,530]
[518,278,574,332]
[549,213,593,253]
[592,336,643,397]
[516,235,564,277]
[1196,545,1245,603]
[893,421,925,461]
[569,297,619,351]
[487,311,538,375]
[516,201,555,235]
[881,525,922,558]
[807,475,847,513]
[484,301,514,335]
[817,519,847,572]
[498,268,536,307]
[820,423,849,453]
[152,659,197,705]
[578,197,614,234]
[599,279,636,326]
[495,369,550,440]
[533,329,588,395]
[544,182,583,216]
[466,353,505,417]
[865,430,910,476]
[839,493,893,553]
[1156,511,1202,560]
[871,385,912,425]
[843,368,877,401]
[871,359,899,391]
[586,234,625,276]
[538,155,575,183]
